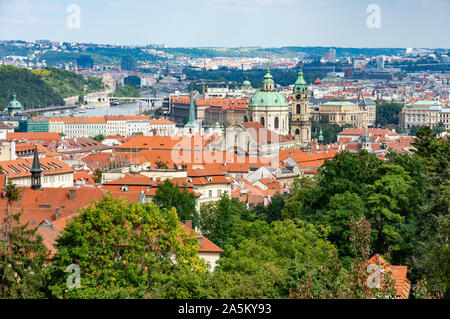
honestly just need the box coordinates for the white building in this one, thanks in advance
[148,119,176,136]
[0,157,74,188]
[400,100,450,130]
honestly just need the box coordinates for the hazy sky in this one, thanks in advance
[0,0,449,48]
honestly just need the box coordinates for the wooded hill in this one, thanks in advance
[0,65,103,110]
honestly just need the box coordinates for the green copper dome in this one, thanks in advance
[6,93,23,110]
[249,69,288,107]
[249,91,289,107]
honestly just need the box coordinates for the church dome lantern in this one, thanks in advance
[6,93,23,116]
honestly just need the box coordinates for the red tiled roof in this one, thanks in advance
[0,157,74,179]
[104,173,154,186]
[7,132,62,142]
[182,223,223,253]
[368,254,411,299]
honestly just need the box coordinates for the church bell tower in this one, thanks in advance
[30,145,42,190]
[290,64,311,150]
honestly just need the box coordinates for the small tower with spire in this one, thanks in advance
[361,128,372,151]
[30,145,42,190]
[184,83,199,135]
[318,128,324,144]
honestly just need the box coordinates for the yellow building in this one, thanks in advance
[310,101,369,128]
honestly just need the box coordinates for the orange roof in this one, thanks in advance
[171,96,248,111]
[14,142,61,157]
[104,173,154,186]
[0,157,74,178]
[73,172,96,186]
[182,223,223,253]
[7,132,62,142]
[105,115,149,121]
[0,187,107,230]
[149,119,175,125]
[368,254,411,299]
[338,128,398,137]
[62,117,106,124]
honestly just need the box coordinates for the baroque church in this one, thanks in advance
[247,65,311,150]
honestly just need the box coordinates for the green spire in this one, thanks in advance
[185,85,197,127]
[30,145,42,173]
[294,63,307,93]
[318,129,324,143]
[362,128,371,143]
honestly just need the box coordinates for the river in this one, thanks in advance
[56,90,165,118]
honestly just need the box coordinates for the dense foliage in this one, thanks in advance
[0,65,64,109]
[0,65,104,110]
[47,196,205,298]
[153,180,199,228]
[33,67,104,98]
[375,102,403,127]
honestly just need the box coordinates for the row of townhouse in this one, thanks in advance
[45,116,152,138]
[400,100,450,130]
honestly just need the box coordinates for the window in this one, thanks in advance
[260,117,265,126]
[218,189,222,197]
[209,190,213,197]
[296,104,300,114]
[274,117,279,129]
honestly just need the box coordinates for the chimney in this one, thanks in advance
[186,220,192,229]
[69,189,76,201]
[197,236,203,249]
[54,207,61,220]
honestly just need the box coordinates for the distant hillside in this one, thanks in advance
[38,47,164,66]
[33,66,104,98]
[0,65,104,110]
[184,67,326,88]
[0,65,64,110]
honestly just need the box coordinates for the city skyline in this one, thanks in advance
[0,0,449,48]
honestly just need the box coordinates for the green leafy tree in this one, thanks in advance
[281,177,315,220]
[199,193,234,249]
[48,196,206,298]
[375,102,403,127]
[408,127,450,298]
[153,179,199,228]
[250,193,285,224]
[93,169,102,184]
[319,191,366,266]
[91,134,105,142]
[367,164,414,254]
[155,161,168,169]
[217,219,338,298]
